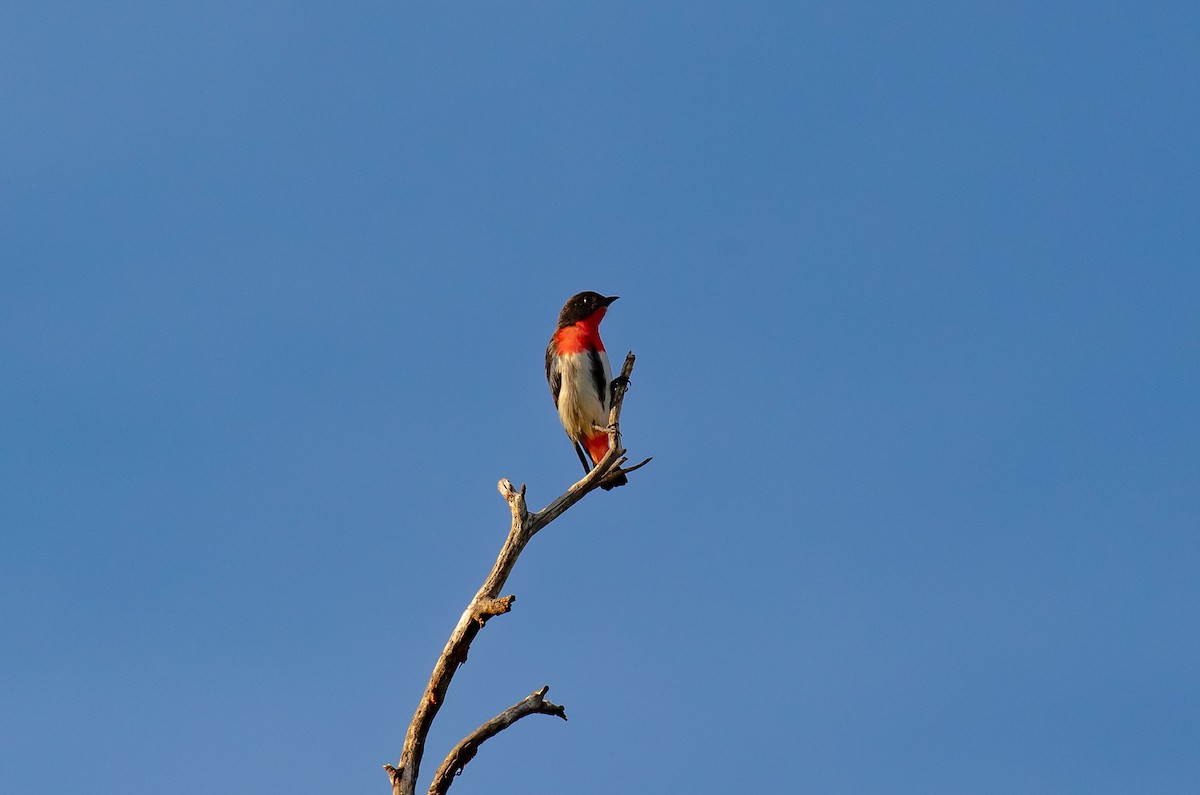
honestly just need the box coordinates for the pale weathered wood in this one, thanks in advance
[385,352,648,795]
[427,686,567,795]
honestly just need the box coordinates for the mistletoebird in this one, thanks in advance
[545,291,628,490]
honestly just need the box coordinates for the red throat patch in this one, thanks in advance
[553,308,608,354]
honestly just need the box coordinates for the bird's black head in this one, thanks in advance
[556,291,619,328]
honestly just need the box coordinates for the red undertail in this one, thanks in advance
[584,432,611,465]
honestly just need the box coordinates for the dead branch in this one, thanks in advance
[427,686,567,795]
[384,351,649,795]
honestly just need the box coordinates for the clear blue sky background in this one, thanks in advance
[3,3,1198,793]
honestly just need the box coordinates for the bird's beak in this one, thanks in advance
[603,295,620,306]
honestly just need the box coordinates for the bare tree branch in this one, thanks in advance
[427,686,567,795]
[385,352,649,795]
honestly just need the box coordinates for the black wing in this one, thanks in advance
[588,348,608,412]
[545,339,562,408]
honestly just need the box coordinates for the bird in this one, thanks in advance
[545,291,628,490]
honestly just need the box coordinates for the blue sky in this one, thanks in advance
[3,3,1198,793]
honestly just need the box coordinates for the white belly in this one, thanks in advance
[557,350,612,440]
